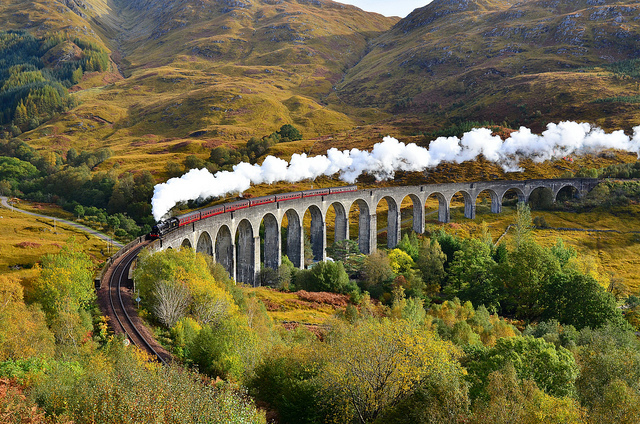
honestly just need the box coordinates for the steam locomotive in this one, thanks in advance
[150,185,357,238]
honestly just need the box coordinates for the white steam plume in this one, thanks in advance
[152,121,640,220]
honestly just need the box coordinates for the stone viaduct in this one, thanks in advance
[149,178,598,285]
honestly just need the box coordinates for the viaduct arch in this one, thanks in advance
[150,178,598,286]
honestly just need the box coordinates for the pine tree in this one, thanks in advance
[13,100,28,128]
[513,202,532,249]
[25,98,38,121]
[71,66,83,84]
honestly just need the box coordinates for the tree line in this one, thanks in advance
[0,137,154,239]
[255,203,631,333]
[0,123,305,240]
[165,124,303,180]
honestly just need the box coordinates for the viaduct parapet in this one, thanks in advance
[150,178,598,285]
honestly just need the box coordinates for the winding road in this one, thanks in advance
[0,196,124,248]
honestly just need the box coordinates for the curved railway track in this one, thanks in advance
[105,241,170,365]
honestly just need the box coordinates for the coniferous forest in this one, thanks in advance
[0,31,109,133]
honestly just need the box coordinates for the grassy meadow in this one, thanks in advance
[0,205,108,286]
[244,287,345,325]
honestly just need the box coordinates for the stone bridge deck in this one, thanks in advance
[151,178,598,285]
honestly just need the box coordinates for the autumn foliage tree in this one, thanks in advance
[30,240,95,354]
[0,276,55,361]
[470,364,586,424]
[320,319,466,424]
[464,336,579,402]
[133,248,237,328]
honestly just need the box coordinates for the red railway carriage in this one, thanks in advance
[249,195,276,207]
[329,185,357,194]
[149,185,358,239]
[224,199,250,212]
[200,205,225,219]
[302,188,330,197]
[275,191,302,202]
[178,211,201,226]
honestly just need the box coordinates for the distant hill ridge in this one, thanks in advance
[338,0,640,128]
[2,0,640,174]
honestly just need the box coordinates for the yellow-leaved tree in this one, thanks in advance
[32,241,95,317]
[320,318,466,424]
[0,275,55,361]
[388,248,414,274]
[31,240,95,354]
[133,248,237,328]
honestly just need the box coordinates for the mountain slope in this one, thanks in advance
[2,0,397,175]
[337,0,640,131]
[0,0,112,49]
[5,0,640,176]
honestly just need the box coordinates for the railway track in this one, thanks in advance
[105,241,170,365]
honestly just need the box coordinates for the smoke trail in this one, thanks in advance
[151,121,640,220]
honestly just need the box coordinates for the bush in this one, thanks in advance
[295,261,356,295]
[188,316,260,380]
[257,266,280,287]
[533,216,548,228]
[30,341,266,423]
[248,345,326,424]
[277,124,302,142]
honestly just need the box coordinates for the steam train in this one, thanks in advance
[150,185,358,238]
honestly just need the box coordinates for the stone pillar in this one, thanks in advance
[368,213,377,254]
[236,221,254,285]
[491,192,502,214]
[215,227,235,280]
[464,200,476,220]
[252,235,261,287]
[438,200,450,223]
[334,204,349,242]
[387,202,401,248]
[286,211,304,269]
[310,207,326,262]
[519,187,530,204]
[263,216,281,270]
[357,209,370,254]
[321,222,327,261]
[227,243,236,281]
[412,198,425,234]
